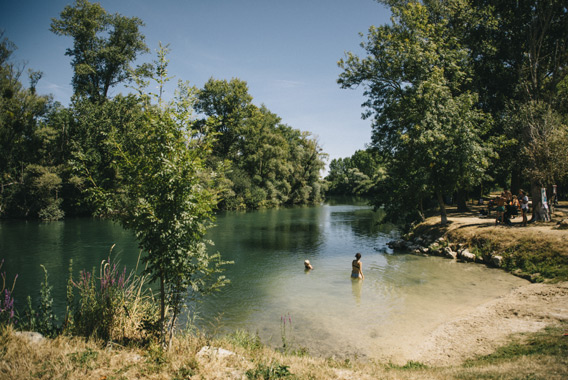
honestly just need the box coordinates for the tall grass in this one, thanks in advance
[71,246,160,344]
[1,247,160,346]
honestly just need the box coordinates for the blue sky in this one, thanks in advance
[1,0,391,168]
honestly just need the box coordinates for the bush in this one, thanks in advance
[72,248,160,344]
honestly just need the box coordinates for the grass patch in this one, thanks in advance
[386,360,429,370]
[245,362,295,379]
[464,324,568,367]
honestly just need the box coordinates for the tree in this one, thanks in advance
[0,34,55,218]
[195,78,326,209]
[96,84,229,348]
[50,0,149,103]
[89,47,230,347]
[512,101,568,220]
[195,77,255,158]
[338,0,492,224]
[460,1,568,202]
[325,149,384,196]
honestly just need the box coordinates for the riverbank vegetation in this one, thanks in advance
[335,0,568,227]
[1,320,566,379]
[399,202,568,283]
[0,0,326,222]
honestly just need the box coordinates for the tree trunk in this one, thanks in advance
[436,191,448,225]
[530,182,550,222]
[160,274,166,349]
[418,197,425,222]
[456,189,470,212]
[510,168,521,196]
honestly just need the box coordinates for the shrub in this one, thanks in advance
[72,248,159,344]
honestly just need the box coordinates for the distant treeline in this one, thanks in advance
[0,4,326,220]
[331,0,568,226]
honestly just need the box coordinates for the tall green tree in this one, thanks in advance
[95,78,229,348]
[195,78,326,209]
[338,0,492,224]
[50,0,149,103]
[195,77,255,158]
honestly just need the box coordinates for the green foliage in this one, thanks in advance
[325,149,385,196]
[196,79,326,210]
[50,0,149,103]
[339,1,493,224]
[94,74,231,347]
[37,265,58,337]
[72,251,159,343]
[246,362,295,379]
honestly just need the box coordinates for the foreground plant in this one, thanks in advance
[0,259,17,326]
[72,248,159,343]
[89,47,230,348]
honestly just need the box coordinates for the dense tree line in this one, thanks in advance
[0,0,327,346]
[0,2,325,221]
[337,0,568,226]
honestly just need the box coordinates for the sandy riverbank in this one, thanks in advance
[394,205,568,366]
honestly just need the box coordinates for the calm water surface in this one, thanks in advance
[0,200,527,359]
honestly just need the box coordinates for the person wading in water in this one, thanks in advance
[351,253,364,280]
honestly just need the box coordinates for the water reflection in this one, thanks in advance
[351,278,363,305]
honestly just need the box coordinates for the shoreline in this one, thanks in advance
[384,204,568,365]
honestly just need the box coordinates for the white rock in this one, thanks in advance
[459,249,476,262]
[197,346,236,360]
[14,331,45,344]
[443,246,457,259]
[491,255,503,267]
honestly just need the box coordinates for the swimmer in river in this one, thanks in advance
[351,253,364,280]
[304,259,313,270]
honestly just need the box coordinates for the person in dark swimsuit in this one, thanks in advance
[351,253,364,279]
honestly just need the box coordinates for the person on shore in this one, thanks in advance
[519,190,529,227]
[495,192,506,225]
[351,253,364,280]
[304,260,313,270]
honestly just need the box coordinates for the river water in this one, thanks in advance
[0,199,527,359]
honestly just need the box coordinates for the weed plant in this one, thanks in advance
[0,259,17,326]
[72,248,160,344]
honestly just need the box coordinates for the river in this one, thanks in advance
[0,199,527,359]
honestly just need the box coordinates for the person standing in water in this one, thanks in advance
[351,253,364,279]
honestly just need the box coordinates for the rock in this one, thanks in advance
[428,243,441,255]
[197,346,237,360]
[458,249,476,262]
[14,331,45,344]
[443,246,457,259]
[387,239,407,250]
[491,255,503,267]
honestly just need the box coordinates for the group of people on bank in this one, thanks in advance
[303,252,365,280]
[492,189,529,227]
